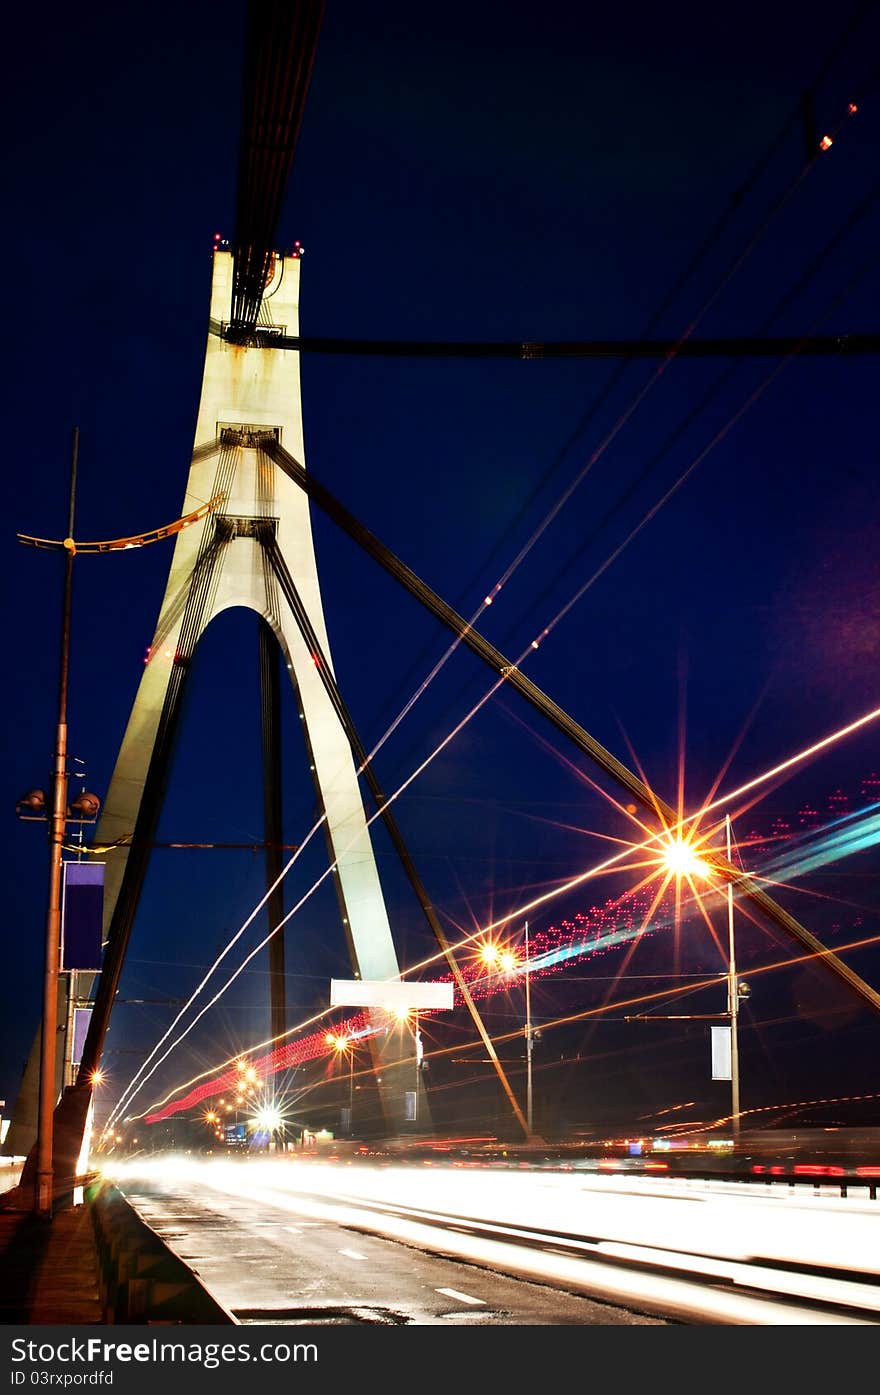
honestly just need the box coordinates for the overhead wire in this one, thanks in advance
[108,266,880,1129]
[113,682,880,1126]
[104,16,880,1129]
[359,6,880,731]
[106,232,879,1122]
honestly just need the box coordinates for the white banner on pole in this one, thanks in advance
[330,978,454,1011]
[711,1025,732,1080]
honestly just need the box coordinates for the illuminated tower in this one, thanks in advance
[98,248,402,973]
[94,247,407,1105]
[9,248,417,1170]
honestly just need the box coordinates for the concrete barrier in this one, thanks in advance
[87,1180,238,1324]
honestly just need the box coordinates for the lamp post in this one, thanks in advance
[341,1037,355,1133]
[328,1034,356,1134]
[657,826,748,1140]
[481,935,539,1139]
[725,815,742,1141]
[18,433,221,1214]
[524,920,534,1139]
[34,427,79,1218]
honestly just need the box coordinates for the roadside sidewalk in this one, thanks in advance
[0,1200,104,1324]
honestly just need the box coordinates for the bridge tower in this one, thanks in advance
[9,247,422,1176]
[98,246,415,1117]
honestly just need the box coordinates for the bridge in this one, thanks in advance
[3,0,880,1331]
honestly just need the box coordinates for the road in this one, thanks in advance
[110,1154,880,1325]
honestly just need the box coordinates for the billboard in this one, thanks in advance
[61,862,104,971]
[330,978,454,1011]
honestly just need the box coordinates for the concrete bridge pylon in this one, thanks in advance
[10,249,421,1184]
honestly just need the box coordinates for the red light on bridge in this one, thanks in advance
[793,1164,844,1176]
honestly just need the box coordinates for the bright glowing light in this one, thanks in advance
[391,1005,411,1022]
[480,942,517,972]
[90,1069,105,1086]
[245,1066,257,1082]
[252,1106,282,1131]
[659,837,710,880]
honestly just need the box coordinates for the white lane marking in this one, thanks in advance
[436,1287,485,1306]
[339,1247,368,1260]
[284,1226,302,1235]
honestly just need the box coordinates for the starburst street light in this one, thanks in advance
[655,820,741,1138]
[252,1104,282,1133]
[479,930,539,1139]
[329,1033,356,1132]
[659,835,711,881]
[479,940,519,974]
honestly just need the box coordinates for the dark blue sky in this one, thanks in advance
[3,0,880,1137]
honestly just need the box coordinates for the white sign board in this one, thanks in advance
[330,979,454,1011]
[711,1025,732,1080]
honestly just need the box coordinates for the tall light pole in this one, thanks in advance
[413,1010,422,1123]
[19,466,224,1197]
[35,426,79,1218]
[524,921,534,1139]
[725,815,741,1141]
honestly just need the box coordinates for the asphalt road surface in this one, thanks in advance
[122,1177,667,1325]
[114,1155,880,1325]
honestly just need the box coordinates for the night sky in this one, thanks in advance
[4,0,880,1142]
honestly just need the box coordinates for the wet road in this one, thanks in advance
[123,1178,666,1326]
[115,1155,880,1325]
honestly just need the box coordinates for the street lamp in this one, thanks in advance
[29,428,80,1218]
[16,432,225,1218]
[523,920,534,1140]
[330,1034,356,1133]
[659,823,746,1140]
[480,933,539,1139]
[391,1009,422,1123]
[724,814,751,1141]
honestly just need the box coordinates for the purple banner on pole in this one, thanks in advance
[72,1007,92,1065]
[61,862,104,970]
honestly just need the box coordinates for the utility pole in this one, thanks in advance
[726,815,741,1141]
[36,427,78,1218]
[413,1010,421,1122]
[524,920,534,1138]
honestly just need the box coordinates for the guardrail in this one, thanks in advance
[86,1179,238,1324]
